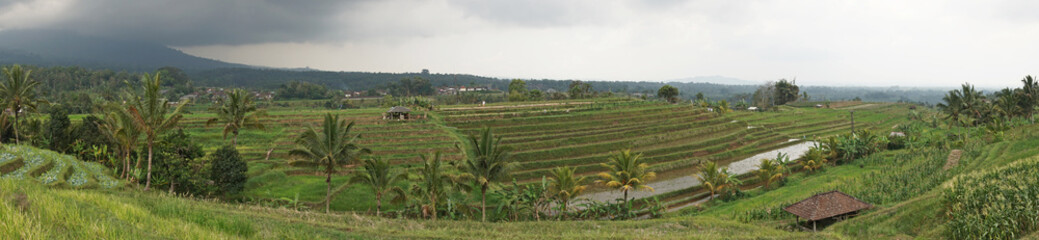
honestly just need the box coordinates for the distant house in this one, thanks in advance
[889,132,906,137]
[385,106,412,120]
[784,191,872,231]
[747,106,759,111]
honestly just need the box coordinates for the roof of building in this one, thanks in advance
[388,106,411,113]
[783,190,872,221]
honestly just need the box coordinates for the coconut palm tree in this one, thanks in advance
[696,161,725,200]
[206,88,267,147]
[755,158,784,189]
[596,149,656,204]
[411,151,466,220]
[458,127,515,222]
[98,104,142,180]
[1021,75,1038,121]
[126,72,189,191]
[350,156,406,217]
[289,114,369,213]
[548,166,588,214]
[0,65,43,144]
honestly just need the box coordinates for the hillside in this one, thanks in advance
[0,145,121,189]
[0,29,247,71]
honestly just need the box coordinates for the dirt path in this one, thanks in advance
[439,102,593,111]
[944,149,962,170]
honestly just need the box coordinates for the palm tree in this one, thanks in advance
[548,166,588,214]
[937,83,985,126]
[126,72,189,191]
[412,151,466,220]
[755,158,784,189]
[350,156,406,217]
[98,104,142,180]
[206,89,267,147]
[0,65,43,144]
[289,114,369,213]
[596,149,656,204]
[1021,75,1038,121]
[695,161,725,200]
[458,127,515,222]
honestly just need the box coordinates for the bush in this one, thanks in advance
[210,145,248,195]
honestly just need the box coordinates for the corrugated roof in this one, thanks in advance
[783,190,872,221]
[387,106,411,113]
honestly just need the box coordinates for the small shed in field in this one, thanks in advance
[783,190,872,231]
[386,106,412,120]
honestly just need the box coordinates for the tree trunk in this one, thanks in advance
[623,189,629,204]
[376,193,382,217]
[144,141,153,191]
[325,173,332,214]
[13,112,19,145]
[431,195,438,220]
[169,181,175,194]
[232,132,238,147]
[481,185,487,222]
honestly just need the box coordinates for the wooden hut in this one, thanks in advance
[783,190,872,231]
[386,106,411,120]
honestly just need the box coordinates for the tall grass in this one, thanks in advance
[943,155,1039,239]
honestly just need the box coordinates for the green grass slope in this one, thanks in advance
[0,177,841,239]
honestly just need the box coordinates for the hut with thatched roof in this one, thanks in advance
[385,106,411,120]
[783,190,872,231]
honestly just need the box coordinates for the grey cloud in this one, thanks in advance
[3,0,361,46]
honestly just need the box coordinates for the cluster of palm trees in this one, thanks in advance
[1,66,265,193]
[295,119,663,220]
[938,76,1039,127]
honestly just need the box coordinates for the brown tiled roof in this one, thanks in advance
[783,190,872,221]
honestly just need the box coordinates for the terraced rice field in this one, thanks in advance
[440,100,910,208]
[178,107,465,170]
[0,145,121,189]
[175,98,908,210]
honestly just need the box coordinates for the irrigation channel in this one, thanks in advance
[576,140,817,212]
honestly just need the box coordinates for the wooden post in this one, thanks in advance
[813,220,817,232]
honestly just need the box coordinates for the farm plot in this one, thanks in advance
[0,145,121,189]
[442,100,911,205]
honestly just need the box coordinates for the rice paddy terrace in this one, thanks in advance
[0,145,121,189]
[173,98,908,210]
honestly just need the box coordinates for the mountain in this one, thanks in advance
[0,29,248,71]
[668,75,760,85]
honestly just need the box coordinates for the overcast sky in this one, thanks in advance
[1,0,1037,88]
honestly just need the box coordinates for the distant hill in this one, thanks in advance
[668,75,760,85]
[0,29,248,71]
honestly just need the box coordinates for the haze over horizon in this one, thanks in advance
[1,0,1037,88]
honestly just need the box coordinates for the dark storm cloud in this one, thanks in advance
[2,0,360,46]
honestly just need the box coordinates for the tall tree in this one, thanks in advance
[99,104,142,180]
[1020,75,1039,121]
[411,151,466,220]
[774,78,800,105]
[206,88,267,147]
[596,149,656,204]
[937,83,985,126]
[508,79,529,102]
[289,114,369,213]
[458,127,515,222]
[658,85,679,103]
[0,65,43,144]
[126,72,189,191]
[548,166,587,214]
[351,156,406,217]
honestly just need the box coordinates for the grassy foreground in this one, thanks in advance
[0,178,838,239]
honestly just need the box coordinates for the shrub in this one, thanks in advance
[210,145,248,195]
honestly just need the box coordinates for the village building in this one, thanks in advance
[783,190,872,231]
[385,106,412,120]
